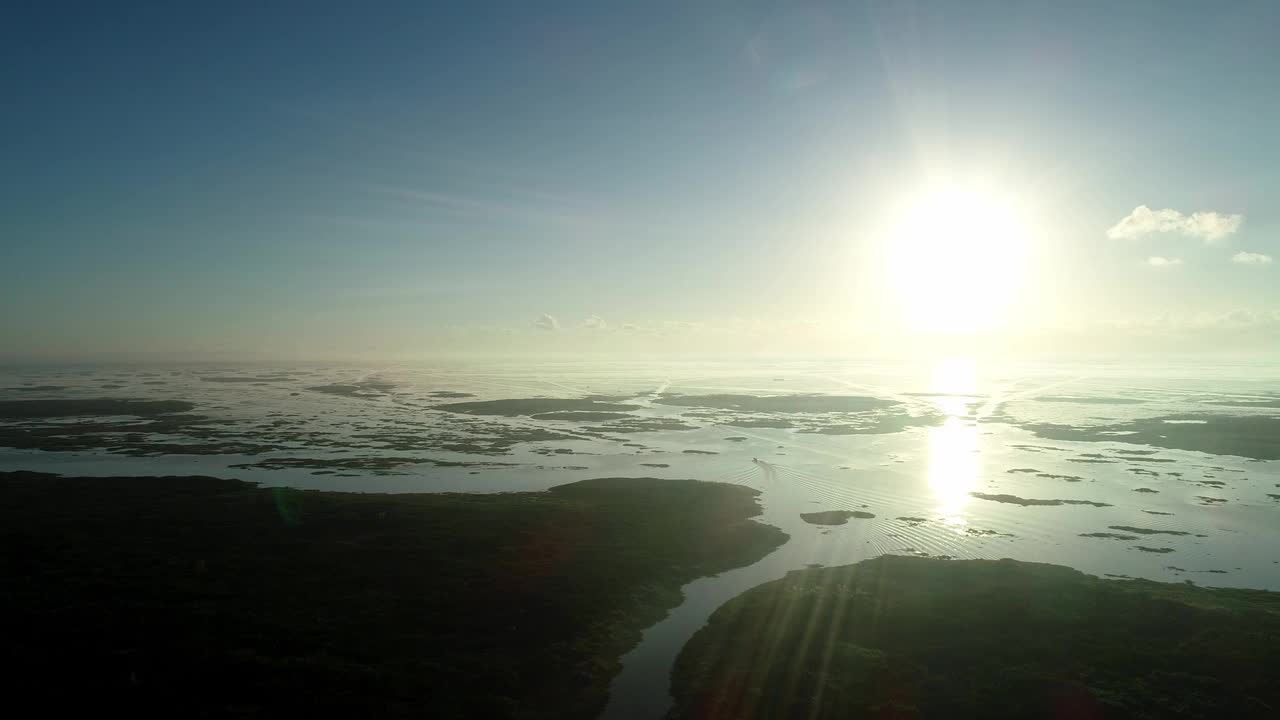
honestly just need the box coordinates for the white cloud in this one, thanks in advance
[533,314,559,331]
[1231,251,1273,265]
[1146,256,1183,267]
[1107,205,1243,243]
[583,315,606,330]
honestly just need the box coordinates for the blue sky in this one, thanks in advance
[3,1,1278,359]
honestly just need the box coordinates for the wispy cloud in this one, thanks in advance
[1231,251,1273,266]
[1107,205,1243,243]
[534,314,559,331]
[583,315,606,330]
[1147,256,1184,267]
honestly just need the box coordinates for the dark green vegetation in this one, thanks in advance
[0,472,786,719]
[668,555,1280,720]
[530,411,635,422]
[1108,525,1203,537]
[1009,443,1071,452]
[226,456,511,475]
[307,382,390,397]
[200,376,290,383]
[722,417,796,428]
[654,393,941,434]
[0,398,195,418]
[964,527,1015,538]
[580,417,700,433]
[653,394,895,413]
[0,396,594,458]
[800,510,876,525]
[304,379,398,398]
[1024,415,1280,460]
[970,492,1112,508]
[1035,395,1146,404]
[356,418,582,455]
[438,398,642,416]
[0,398,290,456]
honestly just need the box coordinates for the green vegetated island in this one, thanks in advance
[0,471,784,719]
[668,555,1280,720]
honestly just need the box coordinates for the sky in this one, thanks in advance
[3,1,1279,361]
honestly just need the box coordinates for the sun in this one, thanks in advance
[881,180,1032,334]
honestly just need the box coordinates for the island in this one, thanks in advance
[0,471,786,719]
[668,555,1280,719]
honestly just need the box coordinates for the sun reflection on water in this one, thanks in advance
[924,357,981,521]
[927,416,979,520]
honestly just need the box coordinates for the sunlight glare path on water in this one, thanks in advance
[926,357,980,523]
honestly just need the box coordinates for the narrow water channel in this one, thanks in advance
[601,486,879,719]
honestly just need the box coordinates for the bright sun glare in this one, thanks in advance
[883,181,1032,334]
[925,356,980,522]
